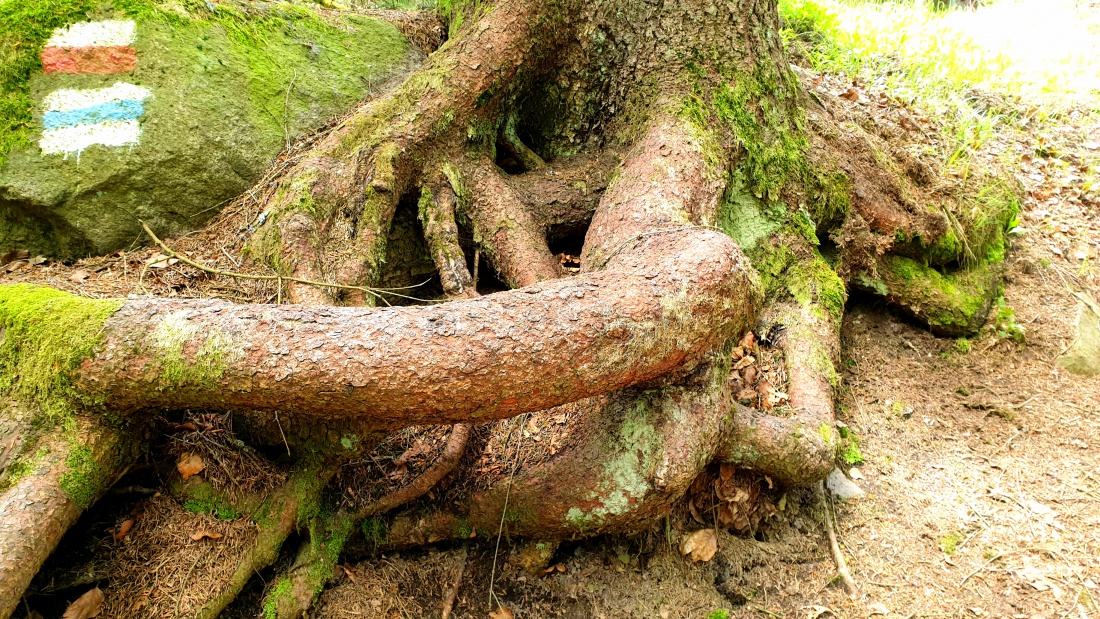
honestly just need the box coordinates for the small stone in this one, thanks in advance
[826,468,865,500]
[848,467,864,480]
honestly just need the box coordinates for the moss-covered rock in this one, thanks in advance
[0,0,412,258]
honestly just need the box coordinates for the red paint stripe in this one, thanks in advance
[41,46,137,74]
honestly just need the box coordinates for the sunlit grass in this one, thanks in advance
[782,0,1100,102]
[779,0,1100,163]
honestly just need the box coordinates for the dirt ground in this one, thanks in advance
[5,59,1099,619]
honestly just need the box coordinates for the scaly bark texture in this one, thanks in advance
[0,0,1017,615]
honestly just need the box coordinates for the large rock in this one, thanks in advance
[0,1,414,258]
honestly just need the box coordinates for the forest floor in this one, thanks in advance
[5,2,1100,618]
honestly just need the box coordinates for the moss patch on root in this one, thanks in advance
[0,284,121,426]
[871,255,1001,336]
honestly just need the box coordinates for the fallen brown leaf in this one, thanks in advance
[177,453,205,479]
[488,606,515,619]
[342,564,357,584]
[113,519,134,541]
[190,530,224,541]
[62,587,104,619]
[840,87,860,101]
[680,528,718,562]
[719,463,736,480]
[145,252,178,268]
[69,270,92,283]
[738,331,755,349]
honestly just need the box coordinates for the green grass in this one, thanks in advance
[778,0,1100,167]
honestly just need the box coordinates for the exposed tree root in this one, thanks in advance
[358,423,471,519]
[0,417,139,619]
[192,463,334,619]
[0,0,1022,613]
[719,301,841,486]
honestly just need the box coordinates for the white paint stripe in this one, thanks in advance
[46,20,136,48]
[43,82,151,113]
[39,120,142,156]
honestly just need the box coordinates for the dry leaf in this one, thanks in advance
[342,564,357,584]
[190,530,224,541]
[868,602,890,615]
[113,519,134,541]
[488,606,515,619]
[733,355,756,370]
[840,87,860,101]
[742,365,757,385]
[680,528,718,562]
[736,388,757,404]
[62,587,104,619]
[177,453,205,479]
[739,332,755,349]
[719,463,736,480]
[70,270,92,283]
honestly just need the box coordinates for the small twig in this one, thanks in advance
[274,411,291,457]
[818,481,858,598]
[750,604,783,618]
[140,221,434,304]
[488,415,527,609]
[441,548,467,619]
[959,551,1009,587]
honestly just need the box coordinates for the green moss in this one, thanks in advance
[990,296,1026,344]
[707,611,731,619]
[59,442,105,509]
[746,234,846,323]
[455,518,473,539]
[179,479,241,519]
[785,251,848,323]
[837,426,863,465]
[685,57,851,237]
[361,516,388,547]
[263,576,293,619]
[150,312,242,389]
[939,531,964,555]
[879,255,997,334]
[1,0,407,170]
[0,284,122,426]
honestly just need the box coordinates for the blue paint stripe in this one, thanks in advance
[42,99,144,130]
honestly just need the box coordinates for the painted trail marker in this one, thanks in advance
[38,20,151,158]
[39,83,152,157]
[41,19,138,74]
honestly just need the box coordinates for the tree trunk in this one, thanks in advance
[0,0,1015,615]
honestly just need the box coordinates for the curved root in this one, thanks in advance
[719,301,840,486]
[358,423,471,519]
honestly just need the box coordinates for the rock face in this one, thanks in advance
[0,1,414,258]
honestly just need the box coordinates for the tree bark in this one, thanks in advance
[0,0,1016,614]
